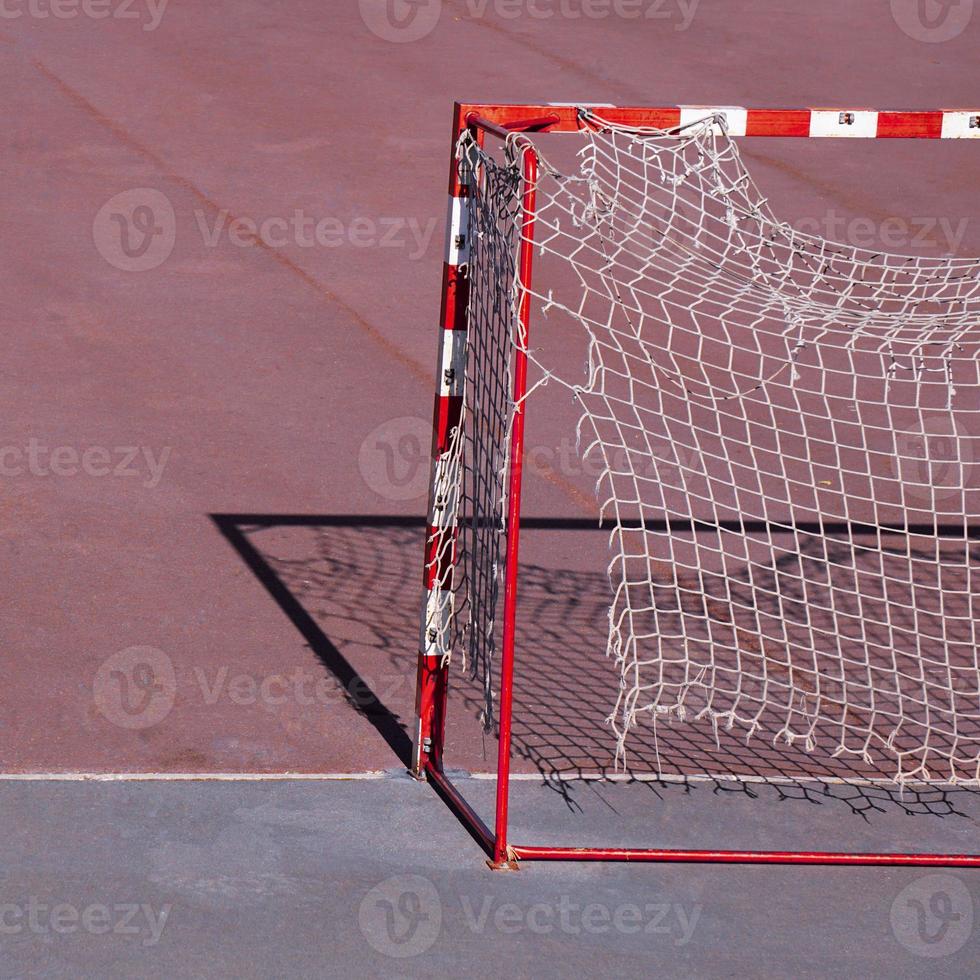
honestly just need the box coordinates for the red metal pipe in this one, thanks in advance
[465,112,560,140]
[491,144,540,869]
[511,845,980,866]
[426,765,496,857]
[457,103,980,138]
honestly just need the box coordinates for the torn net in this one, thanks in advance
[425,110,980,784]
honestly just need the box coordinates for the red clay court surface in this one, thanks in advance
[3,0,979,780]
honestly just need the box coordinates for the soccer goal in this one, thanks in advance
[413,102,980,869]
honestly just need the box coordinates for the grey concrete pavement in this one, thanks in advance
[1,775,978,977]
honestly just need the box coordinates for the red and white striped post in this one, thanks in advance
[412,105,478,779]
[414,108,555,870]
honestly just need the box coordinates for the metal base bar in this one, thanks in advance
[423,764,980,868]
[511,845,980,867]
[425,766,495,859]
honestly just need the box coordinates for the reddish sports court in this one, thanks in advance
[2,1,979,975]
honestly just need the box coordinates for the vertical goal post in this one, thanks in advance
[413,102,980,869]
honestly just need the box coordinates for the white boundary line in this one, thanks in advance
[0,771,391,782]
[471,771,967,789]
[0,770,962,789]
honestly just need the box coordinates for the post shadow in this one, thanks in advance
[210,513,421,768]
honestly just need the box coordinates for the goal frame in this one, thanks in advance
[413,101,980,870]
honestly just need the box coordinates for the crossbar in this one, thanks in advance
[456,102,980,139]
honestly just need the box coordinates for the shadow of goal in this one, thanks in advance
[213,515,979,835]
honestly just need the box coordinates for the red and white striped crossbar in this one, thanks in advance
[457,102,980,138]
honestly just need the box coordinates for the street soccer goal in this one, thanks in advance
[413,103,980,869]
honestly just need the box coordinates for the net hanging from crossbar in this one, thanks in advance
[426,109,980,785]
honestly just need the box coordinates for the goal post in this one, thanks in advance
[413,102,980,869]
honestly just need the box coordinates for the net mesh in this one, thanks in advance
[425,110,980,785]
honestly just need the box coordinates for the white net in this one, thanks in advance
[425,109,980,785]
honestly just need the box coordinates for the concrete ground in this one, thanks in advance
[2,776,979,978]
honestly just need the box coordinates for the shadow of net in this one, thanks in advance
[245,518,980,825]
